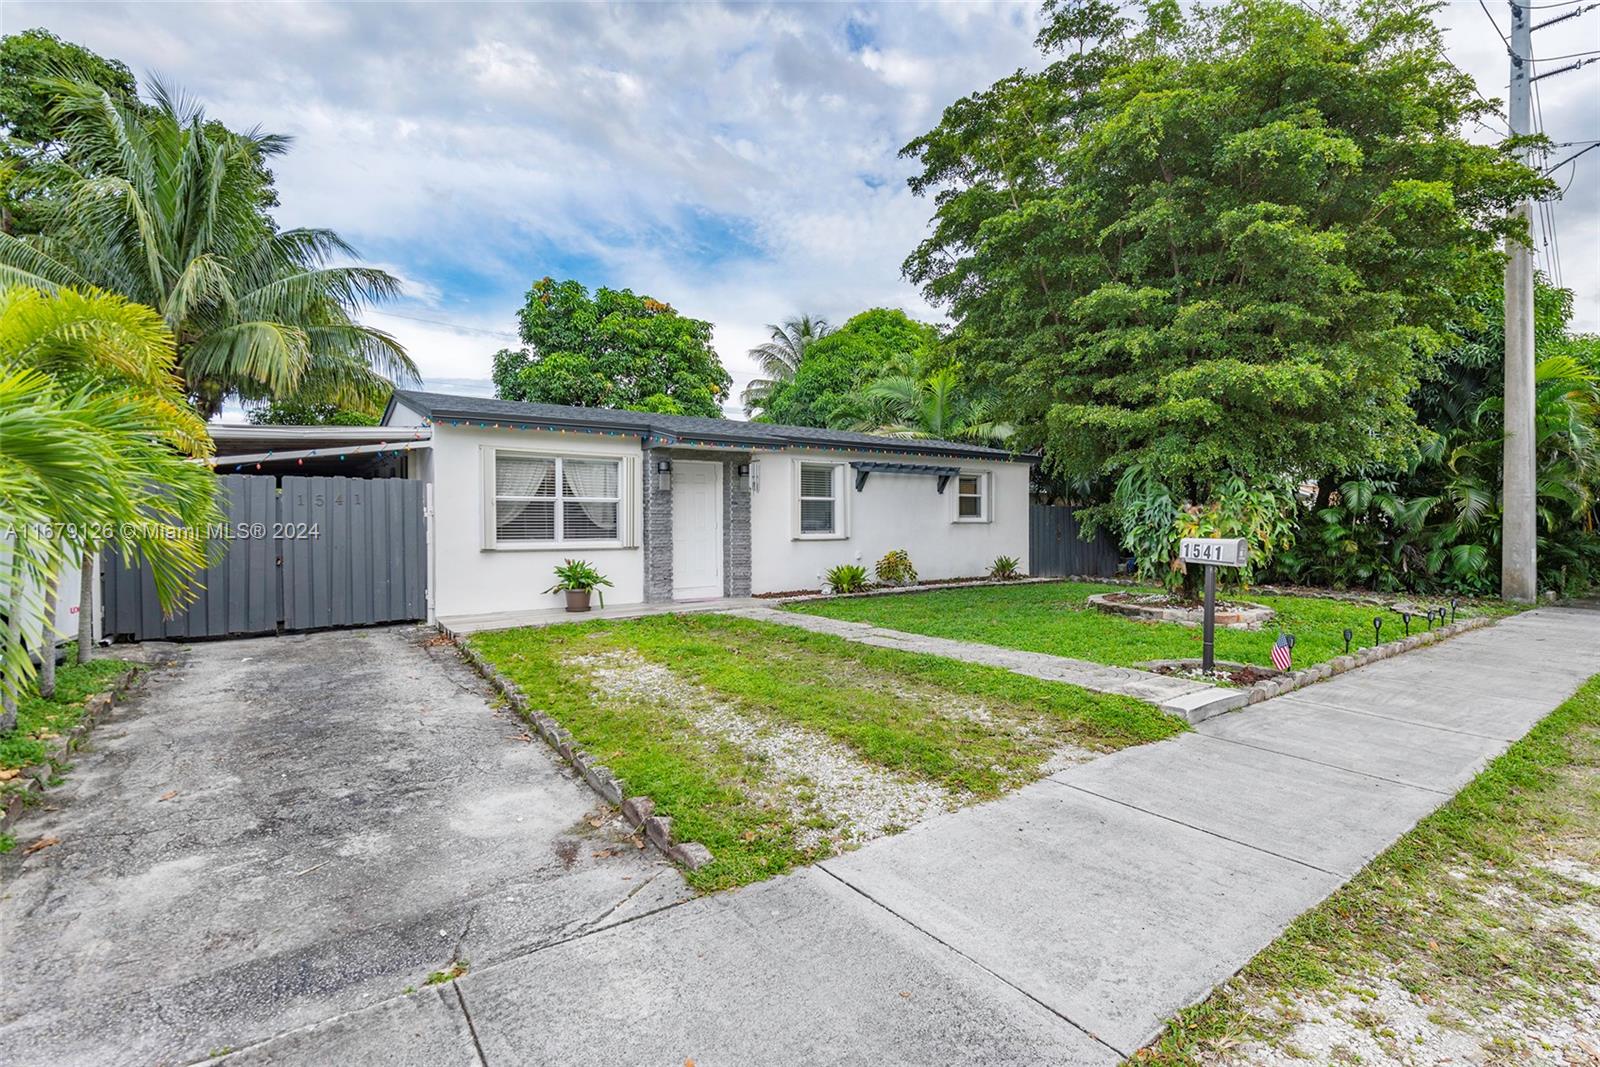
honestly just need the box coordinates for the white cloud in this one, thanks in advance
[11,0,1595,424]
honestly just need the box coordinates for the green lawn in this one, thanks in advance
[0,647,133,772]
[469,613,1183,891]
[788,581,1509,672]
[1136,674,1600,1063]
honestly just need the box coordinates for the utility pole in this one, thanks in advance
[1502,0,1537,603]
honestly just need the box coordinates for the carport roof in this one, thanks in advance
[386,389,1035,463]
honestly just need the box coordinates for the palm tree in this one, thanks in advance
[1,285,219,726]
[0,79,416,417]
[854,363,1015,446]
[740,314,831,415]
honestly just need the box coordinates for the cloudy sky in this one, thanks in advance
[8,1,1596,420]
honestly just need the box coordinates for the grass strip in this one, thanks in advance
[790,581,1515,672]
[0,647,132,771]
[470,613,1183,891]
[1134,673,1600,1063]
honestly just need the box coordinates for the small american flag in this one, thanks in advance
[1271,632,1295,672]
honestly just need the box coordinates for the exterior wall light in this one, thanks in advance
[656,459,672,491]
[737,462,751,491]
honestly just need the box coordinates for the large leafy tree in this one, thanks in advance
[903,0,1547,510]
[0,28,137,236]
[1,285,220,725]
[0,76,413,417]
[739,314,832,414]
[492,277,731,418]
[755,308,938,428]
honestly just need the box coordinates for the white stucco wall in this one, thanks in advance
[422,425,647,618]
[747,449,1031,594]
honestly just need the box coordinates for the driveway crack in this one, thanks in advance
[454,983,490,1066]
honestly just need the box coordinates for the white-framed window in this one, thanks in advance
[955,471,989,522]
[795,460,846,539]
[488,450,624,548]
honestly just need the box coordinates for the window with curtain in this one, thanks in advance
[798,462,838,535]
[492,452,622,545]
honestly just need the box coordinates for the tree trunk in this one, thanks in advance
[78,550,95,665]
[38,573,58,699]
[1,551,24,734]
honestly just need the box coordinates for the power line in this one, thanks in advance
[1479,0,1513,45]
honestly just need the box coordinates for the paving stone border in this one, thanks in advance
[441,627,715,873]
[1,662,144,835]
[1239,614,1496,706]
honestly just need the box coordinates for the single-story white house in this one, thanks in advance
[383,390,1035,622]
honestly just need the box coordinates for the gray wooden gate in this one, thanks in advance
[103,474,427,641]
[1028,503,1125,578]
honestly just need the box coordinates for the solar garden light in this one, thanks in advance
[1342,628,1353,655]
[1451,598,1459,623]
[1400,611,1411,636]
[1372,616,1383,645]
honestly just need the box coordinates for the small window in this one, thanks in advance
[492,452,622,546]
[798,462,837,535]
[956,473,986,521]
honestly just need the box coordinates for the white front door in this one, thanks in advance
[672,460,724,600]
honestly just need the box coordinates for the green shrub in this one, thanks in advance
[875,549,917,585]
[824,563,869,594]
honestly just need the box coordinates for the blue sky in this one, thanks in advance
[8,1,1596,419]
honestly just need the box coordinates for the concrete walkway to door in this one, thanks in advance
[176,604,1600,1065]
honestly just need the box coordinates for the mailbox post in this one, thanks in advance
[1178,537,1249,673]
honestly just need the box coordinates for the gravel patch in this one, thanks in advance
[568,649,953,852]
[1212,859,1600,1066]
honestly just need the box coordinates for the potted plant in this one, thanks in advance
[545,559,613,613]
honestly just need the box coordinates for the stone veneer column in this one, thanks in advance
[641,446,674,602]
[724,454,752,597]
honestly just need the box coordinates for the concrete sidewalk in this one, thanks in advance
[209,605,1598,1065]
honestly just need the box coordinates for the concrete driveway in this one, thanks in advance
[0,627,690,1066]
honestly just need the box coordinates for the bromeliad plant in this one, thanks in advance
[989,555,1022,580]
[824,563,869,594]
[545,559,612,610]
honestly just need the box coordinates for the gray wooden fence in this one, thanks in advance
[1028,503,1125,578]
[103,474,427,641]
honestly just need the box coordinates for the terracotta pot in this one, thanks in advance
[564,589,593,613]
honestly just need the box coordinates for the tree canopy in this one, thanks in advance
[491,277,731,418]
[903,0,1548,501]
[754,308,939,428]
[0,29,137,235]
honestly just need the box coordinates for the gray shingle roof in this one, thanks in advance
[386,389,1032,463]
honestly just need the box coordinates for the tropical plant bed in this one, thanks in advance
[1,648,144,845]
[463,613,1183,891]
[1087,590,1276,630]
[786,581,1519,675]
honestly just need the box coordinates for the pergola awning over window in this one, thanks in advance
[848,460,961,493]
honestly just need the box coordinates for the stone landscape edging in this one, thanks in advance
[1239,613,1496,708]
[440,625,715,873]
[1,662,144,836]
